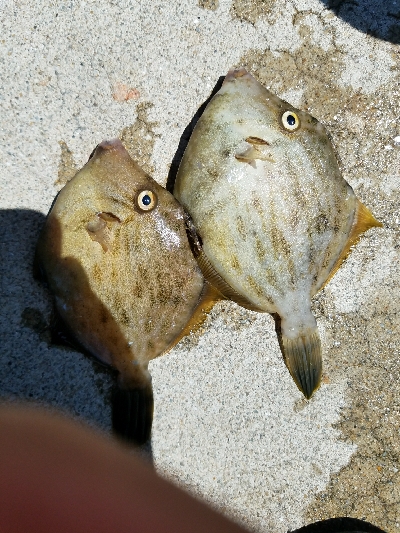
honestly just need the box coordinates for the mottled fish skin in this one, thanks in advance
[36,139,209,442]
[174,68,382,399]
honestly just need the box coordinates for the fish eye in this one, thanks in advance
[281,110,300,131]
[136,190,157,212]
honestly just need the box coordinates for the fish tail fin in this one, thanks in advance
[280,329,322,399]
[112,383,154,445]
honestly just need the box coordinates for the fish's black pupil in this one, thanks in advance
[142,194,151,206]
[287,114,296,126]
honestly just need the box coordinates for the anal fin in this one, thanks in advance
[183,209,264,316]
[196,251,265,312]
[166,281,224,350]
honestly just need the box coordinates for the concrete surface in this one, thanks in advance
[0,0,399,531]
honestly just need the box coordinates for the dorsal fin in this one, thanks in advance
[321,199,383,290]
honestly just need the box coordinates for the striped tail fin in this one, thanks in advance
[280,329,322,399]
[112,383,154,445]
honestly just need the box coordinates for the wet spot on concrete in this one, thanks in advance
[119,101,159,175]
[306,305,400,530]
[293,397,308,413]
[20,307,47,334]
[55,103,159,190]
[198,0,219,11]
[20,306,52,344]
[55,140,78,187]
[231,0,277,25]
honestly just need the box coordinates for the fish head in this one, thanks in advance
[64,139,185,246]
[194,67,341,182]
[42,138,192,264]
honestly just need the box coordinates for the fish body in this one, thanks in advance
[36,139,216,442]
[174,68,382,398]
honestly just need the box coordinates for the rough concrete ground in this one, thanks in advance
[0,1,399,532]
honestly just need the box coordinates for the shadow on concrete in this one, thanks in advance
[0,208,153,461]
[320,0,400,44]
[0,208,112,412]
[166,75,224,193]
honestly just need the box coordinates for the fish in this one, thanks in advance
[174,67,382,399]
[36,139,220,444]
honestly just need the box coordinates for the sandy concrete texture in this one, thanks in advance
[0,0,399,531]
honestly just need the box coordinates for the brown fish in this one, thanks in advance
[174,68,382,399]
[36,139,220,443]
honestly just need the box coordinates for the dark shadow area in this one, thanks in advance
[291,517,386,533]
[0,208,112,408]
[166,75,224,193]
[112,385,153,446]
[0,209,153,461]
[36,213,154,450]
[320,0,400,44]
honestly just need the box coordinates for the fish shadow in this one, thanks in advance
[0,208,153,462]
[291,517,386,533]
[318,0,400,44]
[166,75,224,193]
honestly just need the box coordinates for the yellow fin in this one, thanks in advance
[321,199,383,290]
[166,281,224,350]
[197,251,265,312]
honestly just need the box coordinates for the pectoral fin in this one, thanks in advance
[86,212,121,252]
[235,146,275,165]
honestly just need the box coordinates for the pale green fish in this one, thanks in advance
[174,68,382,399]
[36,139,220,443]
